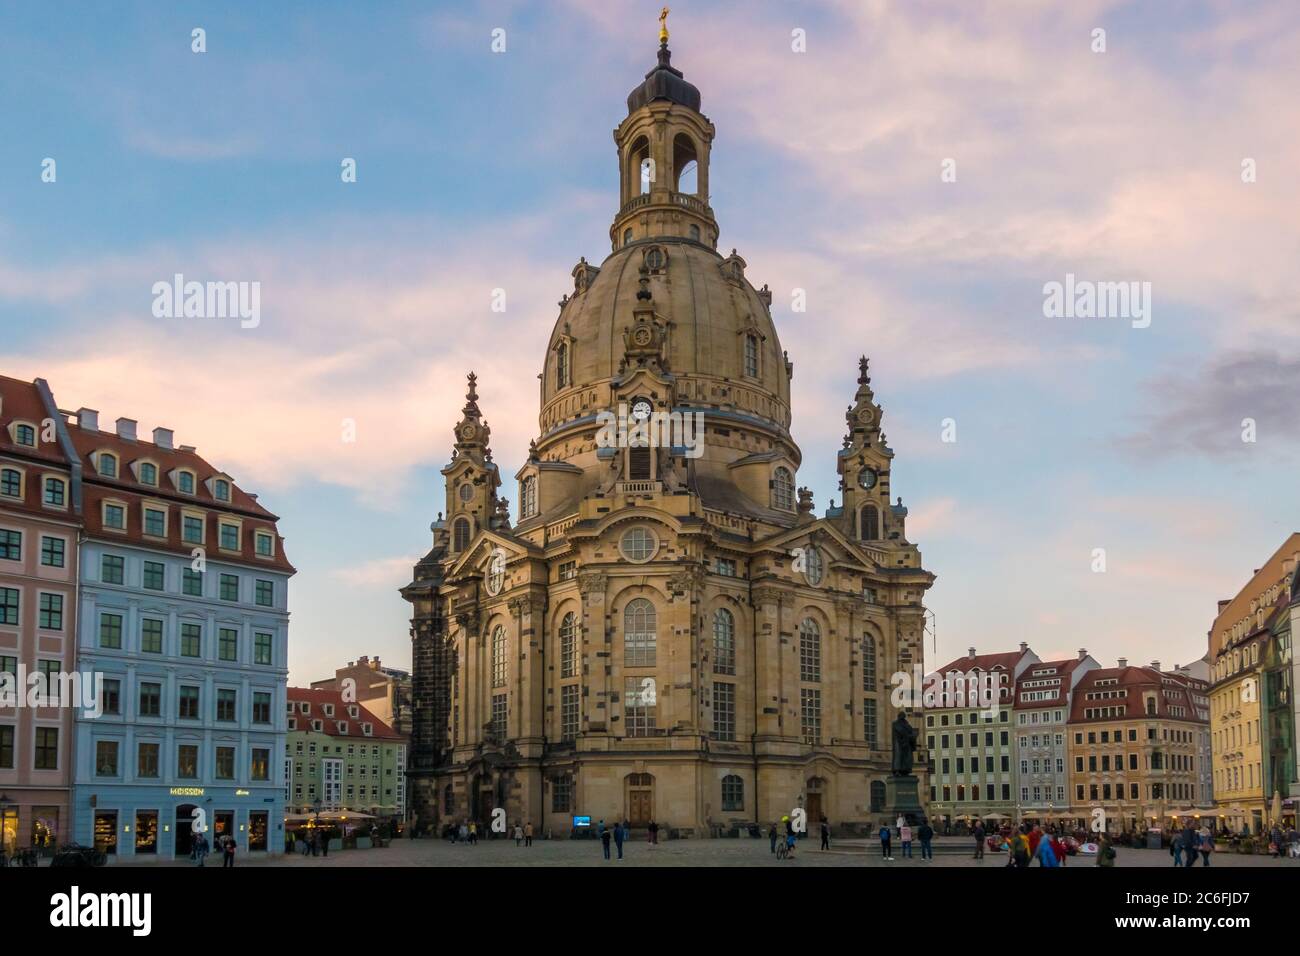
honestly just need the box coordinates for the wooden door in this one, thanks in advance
[806,793,823,827]
[629,790,652,826]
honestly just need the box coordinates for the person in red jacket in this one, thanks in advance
[1051,835,1069,867]
[1027,825,1043,857]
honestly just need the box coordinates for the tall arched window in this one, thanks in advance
[491,625,507,687]
[721,774,744,811]
[799,618,821,683]
[803,546,824,585]
[713,608,735,675]
[860,505,880,541]
[453,517,470,552]
[555,343,569,390]
[744,334,759,377]
[521,476,537,519]
[559,612,577,679]
[862,635,877,691]
[772,467,794,511]
[624,598,656,667]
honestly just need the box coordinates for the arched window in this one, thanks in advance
[799,618,821,682]
[772,466,794,511]
[555,343,569,390]
[860,505,879,541]
[0,468,20,498]
[453,517,470,552]
[803,546,824,586]
[491,625,507,687]
[521,475,537,519]
[443,784,454,815]
[721,774,744,811]
[863,635,877,691]
[744,334,759,377]
[624,598,656,667]
[689,224,700,242]
[624,227,634,246]
[713,608,735,675]
[673,133,698,194]
[869,779,886,812]
[560,612,577,679]
[98,453,117,478]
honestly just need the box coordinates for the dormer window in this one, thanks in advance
[299,702,310,714]
[177,470,195,494]
[521,475,538,519]
[139,462,158,486]
[0,467,21,499]
[219,522,240,551]
[362,723,373,736]
[214,478,231,502]
[14,423,36,447]
[323,703,334,717]
[98,452,118,478]
[288,718,297,730]
[42,477,66,508]
[255,531,275,557]
[348,705,359,718]
[555,342,570,389]
[338,722,349,735]
[311,719,322,732]
[102,501,127,531]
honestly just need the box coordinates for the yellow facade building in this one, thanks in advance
[1208,533,1300,834]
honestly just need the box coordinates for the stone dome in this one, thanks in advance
[626,42,701,114]
[539,237,792,451]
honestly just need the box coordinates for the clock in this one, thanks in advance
[630,398,653,423]
[633,326,653,347]
[858,468,878,490]
[857,407,874,425]
[460,424,477,441]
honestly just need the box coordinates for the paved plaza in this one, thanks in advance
[104,836,1298,868]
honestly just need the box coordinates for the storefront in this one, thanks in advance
[75,784,282,860]
[0,792,69,860]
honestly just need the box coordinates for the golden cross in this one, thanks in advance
[659,6,670,43]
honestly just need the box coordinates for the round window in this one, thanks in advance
[620,527,657,563]
[459,483,474,502]
[485,551,505,596]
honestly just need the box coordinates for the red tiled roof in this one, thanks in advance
[69,414,294,573]
[1069,667,1206,725]
[931,649,1032,706]
[287,687,406,742]
[1014,657,1090,709]
[0,377,76,522]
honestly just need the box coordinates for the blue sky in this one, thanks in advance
[2,0,1298,682]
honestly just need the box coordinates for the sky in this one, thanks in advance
[2,0,1297,683]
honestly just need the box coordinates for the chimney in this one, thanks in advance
[115,417,137,442]
[152,427,174,450]
[968,647,976,659]
[1078,648,1088,660]
[1019,642,1028,654]
[1150,660,1161,672]
[179,444,196,453]
[77,408,99,431]
[1117,658,1128,669]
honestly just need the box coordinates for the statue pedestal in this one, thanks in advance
[885,775,924,825]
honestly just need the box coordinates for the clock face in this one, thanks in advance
[858,468,878,490]
[857,407,874,425]
[460,424,477,441]
[630,398,653,422]
[633,327,653,347]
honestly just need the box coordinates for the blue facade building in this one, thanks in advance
[67,412,292,860]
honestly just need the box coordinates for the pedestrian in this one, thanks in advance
[1199,825,1214,866]
[879,821,893,861]
[1028,825,1043,858]
[973,821,985,859]
[1170,831,1183,867]
[1034,832,1059,867]
[514,823,523,846]
[1011,830,1031,868]
[321,829,330,857]
[900,822,913,859]
[648,820,659,846]
[525,821,533,847]
[820,818,830,851]
[601,824,612,861]
[917,819,934,861]
[222,834,235,869]
[1096,834,1117,867]
[1052,834,1069,867]
[614,820,626,860]
[458,822,468,844]
[770,822,779,854]
[469,821,478,845]
[1181,822,1198,868]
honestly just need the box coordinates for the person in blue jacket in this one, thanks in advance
[1035,832,1060,867]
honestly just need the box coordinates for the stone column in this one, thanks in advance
[751,587,789,739]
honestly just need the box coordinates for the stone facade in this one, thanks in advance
[403,38,934,837]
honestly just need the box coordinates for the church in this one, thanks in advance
[402,24,935,837]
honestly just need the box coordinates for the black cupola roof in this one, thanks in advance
[626,42,701,114]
